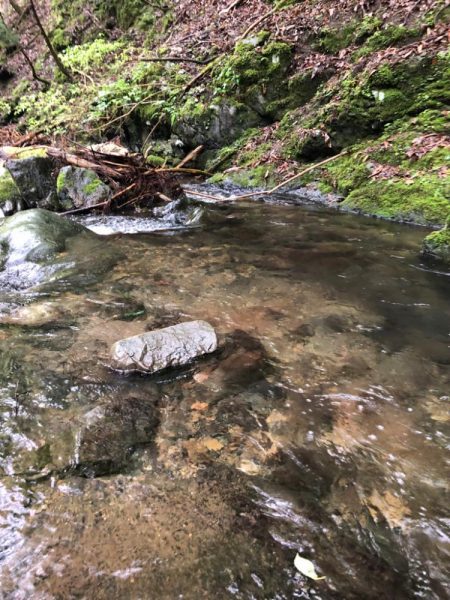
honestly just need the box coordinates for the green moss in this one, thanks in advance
[0,20,18,51]
[422,226,450,263]
[353,24,421,59]
[146,154,166,167]
[83,179,103,196]
[56,169,66,194]
[212,36,293,118]
[309,53,450,147]
[322,152,371,194]
[315,16,382,54]
[0,169,20,203]
[342,176,450,225]
[220,165,277,189]
[9,148,48,160]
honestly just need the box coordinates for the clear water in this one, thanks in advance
[0,198,449,599]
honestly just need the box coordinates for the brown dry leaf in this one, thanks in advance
[190,401,209,411]
[203,437,225,452]
[193,371,209,384]
[367,490,411,529]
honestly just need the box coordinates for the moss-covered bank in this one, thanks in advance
[0,0,448,245]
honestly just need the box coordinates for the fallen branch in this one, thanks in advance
[46,147,122,178]
[175,145,204,169]
[187,151,348,203]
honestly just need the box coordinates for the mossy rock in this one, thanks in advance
[0,167,21,215]
[422,226,450,263]
[57,166,111,209]
[5,154,59,210]
[318,53,450,147]
[173,101,262,153]
[342,176,450,226]
[213,36,294,119]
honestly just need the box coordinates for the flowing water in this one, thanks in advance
[0,194,449,599]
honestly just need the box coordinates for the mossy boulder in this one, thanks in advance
[422,226,450,264]
[173,101,262,153]
[57,166,111,209]
[213,36,296,119]
[0,208,89,268]
[5,152,59,210]
[0,208,120,290]
[0,166,22,216]
[313,53,450,148]
[5,392,159,478]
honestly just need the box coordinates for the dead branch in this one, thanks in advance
[29,0,73,81]
[46,147,122,178]
[175,145,204,169]
[187,151,348,203]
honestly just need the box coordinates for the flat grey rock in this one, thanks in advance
[111,320,218,374]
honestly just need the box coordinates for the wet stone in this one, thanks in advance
[110,320,218,374]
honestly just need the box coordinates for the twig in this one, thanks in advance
[222,0,244,14]
[19,48,50,87]
[238,6,278,41]
[187,152,348,202]
[29,0,73,81]
[180,55,223,97]
[139,56,216,65]
[175,145,204,169]
[60,201,110,215]
[154,167,211,176]
[46,147,122,178]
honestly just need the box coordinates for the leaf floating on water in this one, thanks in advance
[294,554,325,580]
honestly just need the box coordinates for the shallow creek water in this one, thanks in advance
[0,196,449,599]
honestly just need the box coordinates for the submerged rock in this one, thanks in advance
[73,396,159,476]
[0,208,120,289]
[111,320,218,373]
[0,208,87,268]
[56,166,111,210]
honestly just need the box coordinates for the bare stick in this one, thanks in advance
[222,0,244,14]
[187,151,348,202]
[139,56,215,65]
[238,7,278,41]
[29,0,73,81]
[175,145,204,169]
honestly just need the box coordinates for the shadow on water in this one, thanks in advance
[0,198,449,598]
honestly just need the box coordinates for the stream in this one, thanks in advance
[0,193,449,599]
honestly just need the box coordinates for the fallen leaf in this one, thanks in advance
[191,401,209,411]
[203,437,224,452]
[294,554,325,580]
[193,371,209,383]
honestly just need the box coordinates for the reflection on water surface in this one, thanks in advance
[0,198,449,599]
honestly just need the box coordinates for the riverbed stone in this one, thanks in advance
[73,396,159,476]
[56,166,111,209]
[110,320,218,373]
